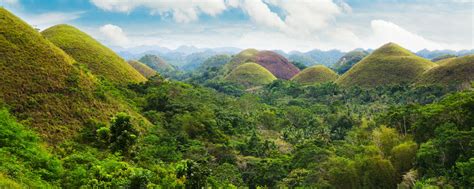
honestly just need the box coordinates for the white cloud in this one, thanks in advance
[99,24,130,47]
[2,0,19,6]
[22,12,83,29]
[368,20,444,50]
[90,0,227,23]
[239,0,286,30]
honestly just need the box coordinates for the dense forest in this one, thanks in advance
[1,7,473,188]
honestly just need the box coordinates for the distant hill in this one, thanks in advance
[225,49,300,80]
[0,8,145,143]
[286,49,345,67]
[224,63,277,88]
[431,54,457,63]
[291,65,339,85]
[333,50,369,74]
[336,43,436,88]
[417,55,474,89]
[42,24,146,84]
[139,54,175,73]
[416,49,474,60]
[128,60,157,78]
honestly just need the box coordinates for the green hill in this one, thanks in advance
[336,43,436,88]
[222,48,259,74]
[291,65,339,85]
[417,55,474,89]
[42,24,146,84]
[224,62,277,88]
[0,8,145,143]
[333,50,369,74]
[139,54,175,73]
[128,60,157,78]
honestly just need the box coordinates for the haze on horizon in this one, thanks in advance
[1,0,473,52]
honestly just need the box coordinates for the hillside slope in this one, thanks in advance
[291,65,338,85]
[224,63,277,88]
[128,60,157,78]
[42,24,146,84]
[336,43,436,88]
[417,55,474,89]
[0,8,145,143]
[333,50,369,74]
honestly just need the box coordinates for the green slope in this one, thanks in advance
[128,60,157,78]
[224,62,277,88]
[0,8,145,143]
[42,24,146,84]
[222,48,259,74]
[336,43,436,88]
[291,65,339,85]
[417,55,474,89]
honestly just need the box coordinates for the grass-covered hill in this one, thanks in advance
[336,43,437,88]
[224,49,300,80]
[128,60,157,78]
[224,62,277,88]
[42,24,146,84]
[139,54,175,73]
[333,50,369,74]
[0,8,134,142]
[291,65,339,85]
[417,55,474,89]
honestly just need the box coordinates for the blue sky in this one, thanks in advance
[1,0,473,51]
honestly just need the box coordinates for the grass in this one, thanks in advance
[128,60,157,78]
[336,43,437,88]
[138,54,175,72]
[224,62,277,88]
[0,8,149,143]
[223,48,259,75]
[291,65,339,85]
[417,55,474,89]
[42,24,146,84]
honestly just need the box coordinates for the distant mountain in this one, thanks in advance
[333,50,369,74]
[115,45,240,69]
[416,49,474,60]
[281,49,345,67]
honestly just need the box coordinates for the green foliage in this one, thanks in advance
[0,108,62,187]
[334,50,369,74]
[109,112,138,154]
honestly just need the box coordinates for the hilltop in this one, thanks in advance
[224,62,277,88]
[139,54,175,73]
[417,55,474,89]
[0,8,144,143]
[333,50,369,74]
[291,65,339,85]
[336,43,436,88]
[128,60,157,78]
[224,49,300,80]
[42,24,146,84]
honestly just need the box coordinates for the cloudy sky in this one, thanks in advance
[2,0,473,52]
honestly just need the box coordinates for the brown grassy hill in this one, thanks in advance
[291,65,338,85]
[0,8,147,143]
[336,43,437,88]
[224,49,299,80]
[42,24,146,84]
[128,60,157,78]
[417,55,474,89]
